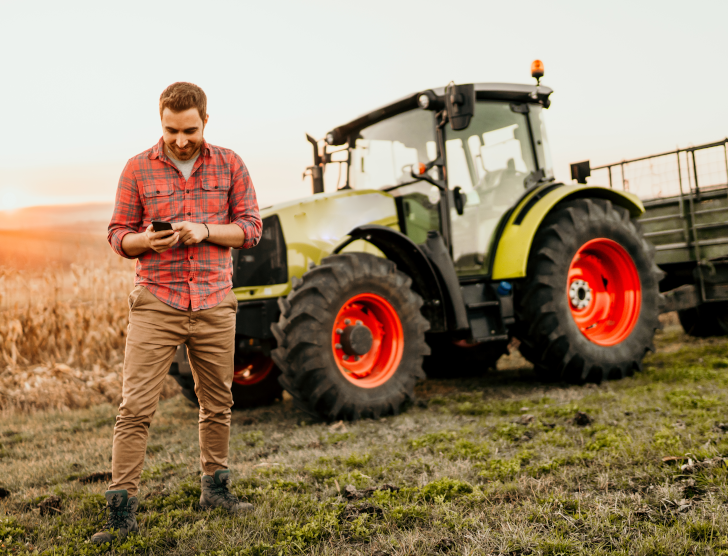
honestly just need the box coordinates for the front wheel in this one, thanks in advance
[272,253,430,421]
[516,198,663,383]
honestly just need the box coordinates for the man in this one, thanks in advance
[94,82,262,546]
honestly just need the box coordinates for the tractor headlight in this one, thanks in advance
[417,94,430,109]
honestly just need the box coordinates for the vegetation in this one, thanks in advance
[0,230,178,412]
[1,320,728,554]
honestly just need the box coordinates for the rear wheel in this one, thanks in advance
[678,302,728,337]
[516,198,663,383]
[272,253,430,421]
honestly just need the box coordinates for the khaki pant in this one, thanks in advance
[109,285,238,496]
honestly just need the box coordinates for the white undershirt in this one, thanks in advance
[167,150,200,180]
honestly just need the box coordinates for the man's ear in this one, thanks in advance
[204,114,209,126]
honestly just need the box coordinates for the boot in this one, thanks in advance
[200,469,253,513]
[91,489,139,545]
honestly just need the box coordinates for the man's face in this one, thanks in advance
[161,107,208,161]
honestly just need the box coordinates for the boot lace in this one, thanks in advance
[209,482,239,504]
[97,503,131,531]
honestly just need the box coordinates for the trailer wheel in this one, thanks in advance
[423,335,508,378]
[678,302,728,337]
[171,352,282,408]
[516,198,663,383]
[272,253,430,421]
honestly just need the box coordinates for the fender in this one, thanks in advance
[491,184,644,280]
[333,224,467,333]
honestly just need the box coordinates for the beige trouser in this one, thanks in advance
[109,285,238,496]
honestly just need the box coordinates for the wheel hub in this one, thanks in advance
[331,293,404,387]
[569,279,593,309]
[339,323,373,356]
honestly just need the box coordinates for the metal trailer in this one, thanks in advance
[573,139,728,335]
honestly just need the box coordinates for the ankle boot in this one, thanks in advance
[91,490,139,545]
[200,469,253,513]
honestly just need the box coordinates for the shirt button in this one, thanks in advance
[187,212,191,215]
[186,190,190,193]
[156,190,160,194]
[189,277,193,281]
[190,255,194,259]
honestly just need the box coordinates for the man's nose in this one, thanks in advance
[176,135,188,148]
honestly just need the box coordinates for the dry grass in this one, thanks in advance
[0,229,179,412]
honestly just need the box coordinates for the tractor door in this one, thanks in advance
[444,101,546,276]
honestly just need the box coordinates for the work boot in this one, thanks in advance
[91,490,139,546]
[200,469,253,513]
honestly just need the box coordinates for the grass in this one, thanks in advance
[1,324,728,554]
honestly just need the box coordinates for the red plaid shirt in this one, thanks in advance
[108,138,262,311]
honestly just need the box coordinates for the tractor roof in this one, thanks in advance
[326,82,553,146]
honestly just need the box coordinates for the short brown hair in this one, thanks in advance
[159,82,207,121]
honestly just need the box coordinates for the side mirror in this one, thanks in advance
[570,160,591,184]
[453,186,467,215]
[445,84,475,131]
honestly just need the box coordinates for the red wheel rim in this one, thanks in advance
[567,238,641,346]
[233,353,274,386]
[331,293,404,388]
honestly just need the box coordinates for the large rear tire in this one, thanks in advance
[272,253,430,421]
[678,302,728,337]
[516,198,663,383]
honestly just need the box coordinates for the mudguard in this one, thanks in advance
[491,184,644,280]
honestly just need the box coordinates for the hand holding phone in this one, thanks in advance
[146,221,179,254]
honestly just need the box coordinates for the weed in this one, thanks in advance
[421,478,473,501]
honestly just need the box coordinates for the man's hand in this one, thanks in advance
[144,224,180,253]
[174,221,208,245]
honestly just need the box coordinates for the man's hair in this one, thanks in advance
[159,82,207,121]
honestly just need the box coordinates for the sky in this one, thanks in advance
[1,0,726,212]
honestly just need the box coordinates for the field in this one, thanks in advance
[2,229,728,555]
[0,323,726,555]
[0,229,178,412]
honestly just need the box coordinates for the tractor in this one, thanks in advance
[169,62,664,420]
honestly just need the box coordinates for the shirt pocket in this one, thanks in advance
[141,180,177,221]
[201,176,231,223]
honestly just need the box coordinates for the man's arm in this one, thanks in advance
[122,226,181,256]
[174,222,245,248]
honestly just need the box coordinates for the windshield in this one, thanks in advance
[347,109,436,190]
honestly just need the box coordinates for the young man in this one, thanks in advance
[94,82,262,545]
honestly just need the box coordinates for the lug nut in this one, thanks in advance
[354,356,360,362]
[343,355,349,361]
[344,319,351,325]
[335,343,342,350]
[356,320,363,325]
[336,328,343,335]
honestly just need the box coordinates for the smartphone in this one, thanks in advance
[152,220,174,232]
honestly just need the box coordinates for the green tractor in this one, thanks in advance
[169,67,663,420]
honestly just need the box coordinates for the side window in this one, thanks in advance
[446,102,537,276]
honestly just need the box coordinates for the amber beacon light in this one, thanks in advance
[531,59,544,85]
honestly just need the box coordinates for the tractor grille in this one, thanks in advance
[232,215,288,287]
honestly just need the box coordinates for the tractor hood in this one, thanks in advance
[233,189,398,299]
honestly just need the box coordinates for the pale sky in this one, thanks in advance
[1,0,726,212]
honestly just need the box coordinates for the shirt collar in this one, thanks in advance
[149,137,211,161]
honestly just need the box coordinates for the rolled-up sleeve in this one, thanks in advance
[108,160,143,259]
[229,154,262,249]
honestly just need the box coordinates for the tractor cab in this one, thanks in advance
[308,81,555,277]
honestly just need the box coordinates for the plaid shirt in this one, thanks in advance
[108,138,262,311]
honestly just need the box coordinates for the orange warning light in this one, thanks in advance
[531,60,544,80]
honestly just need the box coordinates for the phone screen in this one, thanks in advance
[152,221,173,232]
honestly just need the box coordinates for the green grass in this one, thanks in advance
[2,325,728,554]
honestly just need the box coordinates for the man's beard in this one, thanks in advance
[166,138,203,161]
